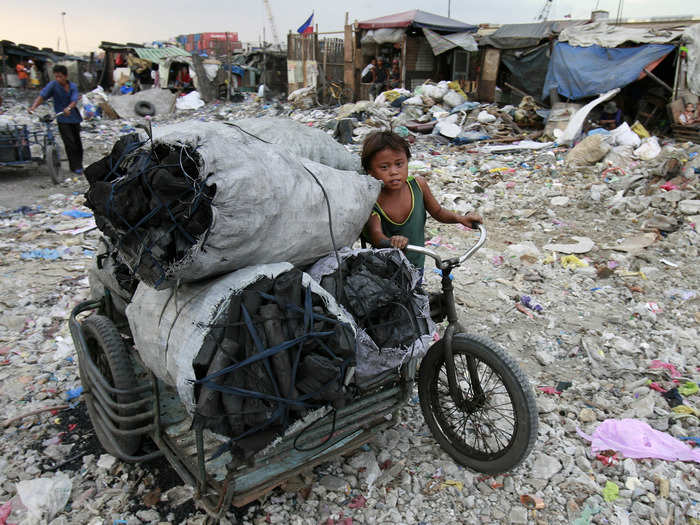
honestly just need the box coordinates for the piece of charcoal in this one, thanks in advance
[260,304,298,402]
[194,350,231,436]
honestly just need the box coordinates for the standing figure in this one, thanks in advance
[28,65,83,175]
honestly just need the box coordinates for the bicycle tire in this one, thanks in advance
[418,333,538,473]
[45,145,61,184]
[79,315,142,458]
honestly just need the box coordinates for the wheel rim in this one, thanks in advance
[430,351,519,460]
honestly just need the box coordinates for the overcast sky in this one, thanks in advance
[2,0,697,53]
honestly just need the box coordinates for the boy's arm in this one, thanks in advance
[366,213,408,249]
[416,176,482,228]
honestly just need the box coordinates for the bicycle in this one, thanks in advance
[384,225,539,472]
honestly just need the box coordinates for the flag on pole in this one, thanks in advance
[297,13,314,34]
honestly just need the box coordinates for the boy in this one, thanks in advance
[28,65,83,175]
[362,131,482,269]
[679,102,698,126]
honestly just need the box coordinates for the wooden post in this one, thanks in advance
[0,43,8,88]
[343,11,355,100]
[226,32,232,101]
[401,35,407,90]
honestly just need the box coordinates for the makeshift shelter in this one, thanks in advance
[352,10,478,99]
[98,42,193,92]
[0,40,87,89]
[475,20,584,103]
[542,18,700,132]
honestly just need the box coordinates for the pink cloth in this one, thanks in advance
[649,360,681,378]
[578,419,700,463]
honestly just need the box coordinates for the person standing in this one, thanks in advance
[16,60,30,90]
[370,57,388,99]
[28,65,83,175]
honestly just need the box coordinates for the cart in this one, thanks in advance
[0,114,62,184]
[69,225,538,521]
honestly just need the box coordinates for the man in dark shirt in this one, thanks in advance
[370,57,388,99]
[28,65,83,175]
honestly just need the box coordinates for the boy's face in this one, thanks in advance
[686,103,695,112]
[369,147,408,191]
[54,72,68,85]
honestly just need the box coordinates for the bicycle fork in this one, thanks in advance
[440,270,485,410]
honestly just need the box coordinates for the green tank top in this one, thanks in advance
[371,176,426,268]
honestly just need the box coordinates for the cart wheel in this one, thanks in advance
[45,145,61,185]
[80,315,142,457]
[418,333,538,474]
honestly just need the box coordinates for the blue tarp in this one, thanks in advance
[542,42,674,100]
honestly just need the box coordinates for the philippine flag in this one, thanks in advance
[297,13,314,34]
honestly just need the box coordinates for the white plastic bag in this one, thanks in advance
[634,136,661,160]
[421,83,449,101]
[16,472,72,523]
[442,90,467,109]
[477,110,497,123]
[557,88,620,145]
[175,91,205,110]
[610,122,641,148]
[402,95,423,106]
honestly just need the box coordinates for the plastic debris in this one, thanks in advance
[602,481,619,502]
[561,255,588,269]
[520,494,545,509]
[16,472,72,522]
[679,382,699,396]
[649,360,682,378]
[578,419,700,462]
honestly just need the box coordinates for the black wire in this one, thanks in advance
[293,406,339,452]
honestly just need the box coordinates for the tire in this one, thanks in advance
[418,333,538,473]
[79,315,142,457]
[45,145,61,184]
[134,101,156,117]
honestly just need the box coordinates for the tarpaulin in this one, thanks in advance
[542,42,674,100]
[558,20,684,48]
[683,23,700,97]
[480,20,583,50]
[358,9,476,33]
[423,28,478,55]
[501,44,550,101]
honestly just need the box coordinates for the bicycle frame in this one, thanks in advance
[406,225,488,409]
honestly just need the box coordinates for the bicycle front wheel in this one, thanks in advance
[418,333,538,473]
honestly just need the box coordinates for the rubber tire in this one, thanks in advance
[79,315,142,457]
[134,101,156,117]
[45,145,61,184]
[418,333,538,474]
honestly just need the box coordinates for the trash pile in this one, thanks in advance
[1,85,699,524]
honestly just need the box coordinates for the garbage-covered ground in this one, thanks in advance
[1,86,699,525]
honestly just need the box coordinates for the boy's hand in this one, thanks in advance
[389,235,409,249]
[459,212,483,229]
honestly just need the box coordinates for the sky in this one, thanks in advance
[2,0,697,54]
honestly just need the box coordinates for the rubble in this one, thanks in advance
[0,84,699,525]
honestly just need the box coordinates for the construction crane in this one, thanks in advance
[536,0,553,20]
[262,0,280,48]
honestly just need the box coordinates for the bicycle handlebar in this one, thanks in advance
[406,224,487,269]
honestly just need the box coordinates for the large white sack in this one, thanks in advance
[230,118,361,171]
[609,122,641,148]
[138,121,380,288]
[442,90,467,109]
[126,263,356,413]
[634,136,661,160]
[557,88,620,145]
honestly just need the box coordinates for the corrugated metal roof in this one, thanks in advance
[133,47,191,61]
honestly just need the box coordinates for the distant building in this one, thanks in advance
[175,33,242,56]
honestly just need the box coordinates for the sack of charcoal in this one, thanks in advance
[126,263,358,452]
[230,118,361,172]
[84,121,380,289]
[309,248,436,381]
